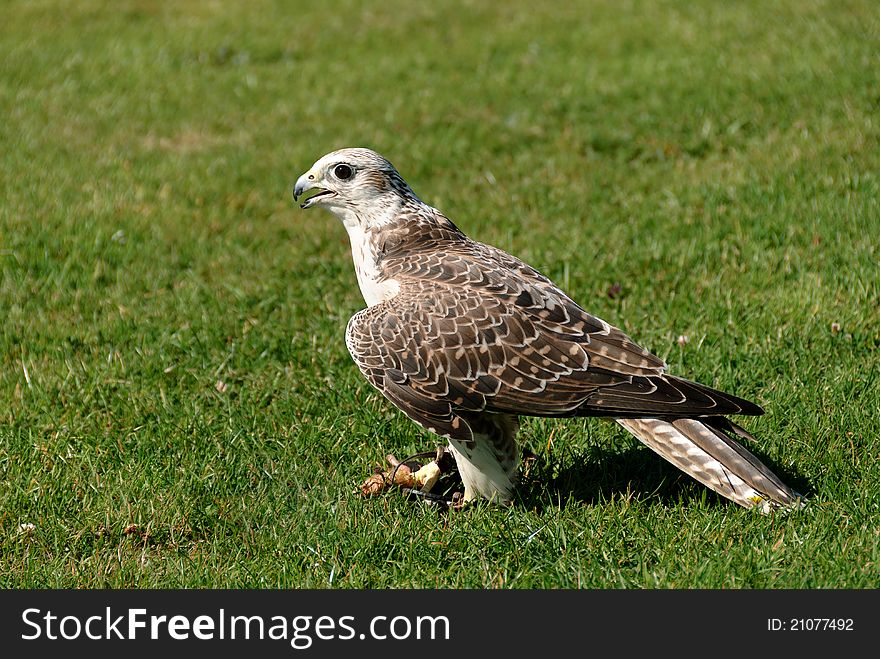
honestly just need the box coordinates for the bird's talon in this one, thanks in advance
[360,448,463,502]
[412,460,442,492]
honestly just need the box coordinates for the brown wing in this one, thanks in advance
[345,239,761,440]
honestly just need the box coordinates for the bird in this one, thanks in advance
[292,147,802,512]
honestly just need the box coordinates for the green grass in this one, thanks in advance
[1,0,878,588]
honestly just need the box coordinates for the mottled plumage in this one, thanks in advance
[293,148,802,511]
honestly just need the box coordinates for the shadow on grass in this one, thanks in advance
[514,443,812,513]
[392,436,812,513]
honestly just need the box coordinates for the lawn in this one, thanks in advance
[1,0,878,588]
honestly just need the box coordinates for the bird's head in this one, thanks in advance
[293,148,419,228]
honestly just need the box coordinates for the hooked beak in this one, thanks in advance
[293,172,335,209]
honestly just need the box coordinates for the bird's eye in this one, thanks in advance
[333,164,354,180]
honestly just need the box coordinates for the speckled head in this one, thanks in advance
[293,148,420,229]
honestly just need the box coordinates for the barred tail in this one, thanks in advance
[615,417,803,512]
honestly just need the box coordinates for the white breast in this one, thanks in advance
[346,225,400,306]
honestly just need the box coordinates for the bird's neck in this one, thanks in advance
[336,195,403,232]
[340,199,463,307]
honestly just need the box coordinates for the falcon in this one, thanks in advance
[293,147,802,512]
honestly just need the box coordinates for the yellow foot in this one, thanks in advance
[359,448,457,501]
[411,460,442,493]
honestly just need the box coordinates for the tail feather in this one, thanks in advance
[616,417,803,512]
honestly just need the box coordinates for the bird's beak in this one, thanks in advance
[293,172,335,209]
[292,173,311,202]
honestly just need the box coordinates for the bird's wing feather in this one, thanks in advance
[346,239,762,432]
